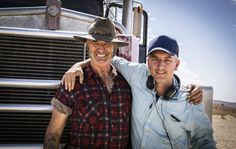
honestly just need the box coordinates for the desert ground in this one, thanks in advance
[212,101,236,149]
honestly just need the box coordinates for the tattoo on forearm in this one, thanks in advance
[44,133,57,149]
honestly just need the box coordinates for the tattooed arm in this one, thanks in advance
[44,108,68,149]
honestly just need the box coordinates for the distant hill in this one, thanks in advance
[213,100,236,117]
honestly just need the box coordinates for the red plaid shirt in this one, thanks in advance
[52,64,132,149]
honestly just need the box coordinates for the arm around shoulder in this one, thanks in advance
[62,59,90,91]
[112,56,146,82]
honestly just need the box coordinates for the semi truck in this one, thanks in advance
[0,0,147,148]
[0,0,213,148]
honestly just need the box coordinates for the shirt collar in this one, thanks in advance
[85,63,118,79]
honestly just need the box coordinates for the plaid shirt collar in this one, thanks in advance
[85,62,118,79]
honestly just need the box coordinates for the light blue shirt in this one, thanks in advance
[112,56,216,149]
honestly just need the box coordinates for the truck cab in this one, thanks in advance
[0,0,148,148]
[0,0,213,148]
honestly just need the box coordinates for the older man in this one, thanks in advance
[44,18,132,148]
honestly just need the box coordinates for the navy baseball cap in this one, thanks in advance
[147,35,179,57]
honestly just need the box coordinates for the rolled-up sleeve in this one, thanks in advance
[51,84,74,115]
[51,97,72,115]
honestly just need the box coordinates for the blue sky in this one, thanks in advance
[142,0,236,102]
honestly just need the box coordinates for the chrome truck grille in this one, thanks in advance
[0,34,85,80]
[0,31,87,144]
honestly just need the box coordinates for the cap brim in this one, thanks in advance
[147,47,175,56]
[74,34,129,47]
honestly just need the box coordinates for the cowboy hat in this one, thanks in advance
[74,17,128,47]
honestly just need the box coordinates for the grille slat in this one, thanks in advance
[1,51,84,62]
[1,49,84,58]
[0,42,84,50]
[0,60,77,67]
[0,72,62,79]
[1,64,73,71]
[0,112,70,143]
[1,35,83,45]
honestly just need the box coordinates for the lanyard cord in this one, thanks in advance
[152,95,174,149]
